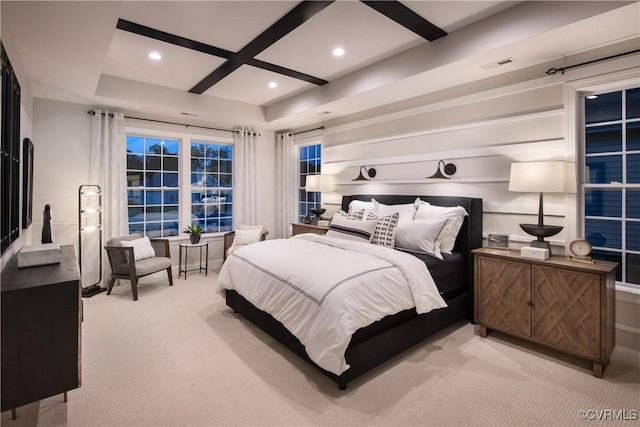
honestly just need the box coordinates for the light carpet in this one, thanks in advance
[2,270,638,427]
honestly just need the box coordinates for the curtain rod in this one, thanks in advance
[546,49,640,75]
[87,110,243,134]
[289,126,324,136]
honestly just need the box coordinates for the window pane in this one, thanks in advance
[146,172,162,187]
[592,250,622,281]
[146,155,161,170]
[127,154,144,169]
[585,91,622,124]
[191,143,205,157]
[220,189,232,203]
[162,221,179,237]
[586,155,622,184]
[128,190,144,205]
[626,253,640,285]
[585,189,622,217]
[163,140,179,155]
[127,136,145,154]
[627,153,640,183]
[627,122,640,151]
[585,124,622,154]
[164,172,179,187]
[146,190,162,204]
[163,156,178,171]
[163,205,179,221]
[128,207,143,223]
[205,159,218,173]
[627,87,640,119]
[127,171,144,187]
[129,222,144,235]
[220,160,231,173]
[220,174,232,187]
[586,219,622,249]
[628,190,640,219]
[145,139,163,154]
[627,222,640,251]
[164,190,179,204]
[300,145,308,160]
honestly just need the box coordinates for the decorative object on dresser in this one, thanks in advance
[1,245,81,420]
[473,247,617,378]
[352,166,376,181]
[224,194,482,390]
[305,174,336,218]
[291,222,329,236]
[104,234,173,301]
[568,238,593,263]
[427,160,456,179]
[508,161,577,253]
[487,233,509,249]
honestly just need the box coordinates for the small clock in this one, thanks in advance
[569,239,593,262]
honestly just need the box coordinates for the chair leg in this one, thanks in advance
[167,266,174,287]
[106,278,117,295]
[131,278,138,301]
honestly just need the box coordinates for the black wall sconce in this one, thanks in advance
[427,160,456,179]
[353,166,377,181]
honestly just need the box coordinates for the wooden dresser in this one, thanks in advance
[291,222,329,236]
[472,247,617,378]
[1,245,82,418]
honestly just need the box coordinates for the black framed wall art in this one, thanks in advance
[22,138,33,229]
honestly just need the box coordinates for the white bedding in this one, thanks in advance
[216,233,447,375]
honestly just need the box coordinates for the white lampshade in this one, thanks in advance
[305,174,336,192]
[509,161,577,194]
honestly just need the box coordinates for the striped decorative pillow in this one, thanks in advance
[366,212,400,247]
[326,215,377,243]
[335,209,364,220]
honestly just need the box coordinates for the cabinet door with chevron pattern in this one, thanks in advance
[475,256,531,336]
[532,266,600,358]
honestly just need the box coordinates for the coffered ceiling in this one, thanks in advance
[2,1,638,130]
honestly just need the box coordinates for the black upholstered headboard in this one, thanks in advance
[341,195,483,300]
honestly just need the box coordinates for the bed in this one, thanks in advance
[220,194,482,389]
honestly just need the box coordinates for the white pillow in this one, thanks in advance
[233,228,263,246]
[413,202,468,254]
[372,199,417,223]
[121,236,156,261]
[326,215,377,243]
[348,200,375,217]
[394,218,449,260]
[366,212,399,247]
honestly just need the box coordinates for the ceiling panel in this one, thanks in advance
[118,1,296,53]
[203,64,313,106]
[255,1,424,81]
[103,31,227,91]
[404,1,521,33]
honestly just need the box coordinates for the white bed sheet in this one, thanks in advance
[217,233,447,375]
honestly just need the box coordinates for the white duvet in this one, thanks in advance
[217,233,447,375]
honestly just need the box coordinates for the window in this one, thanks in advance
[298,143,321,222]
[583,87,640,285]
[126,132,233,237]
[190,142,233,233]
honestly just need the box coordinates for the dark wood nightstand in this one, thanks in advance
[292,222,329,236]
[473,247,618,378]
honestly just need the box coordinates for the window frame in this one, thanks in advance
[126,126,234,239]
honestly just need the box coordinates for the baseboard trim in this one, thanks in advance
[611,345,640,368]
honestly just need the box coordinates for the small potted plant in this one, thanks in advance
[183,224,204,244]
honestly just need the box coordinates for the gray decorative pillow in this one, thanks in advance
[366,212,399,247]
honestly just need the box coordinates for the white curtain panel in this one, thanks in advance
[90,110,128,286]
[275,132,298,238]
[233,128,259,226]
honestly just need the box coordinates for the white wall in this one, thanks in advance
[30,98,277,273]
[304,45,640,367]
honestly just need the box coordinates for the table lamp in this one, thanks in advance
[509,161,577,251]
[305,174,336,219]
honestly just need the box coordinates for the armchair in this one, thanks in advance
[104,234,173,301]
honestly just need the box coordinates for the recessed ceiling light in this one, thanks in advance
[148,51,162,60]
[332,47,345,57]
[268,81,278,89]
[586,95,598,99]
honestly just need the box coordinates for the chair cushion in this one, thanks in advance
[135,257,172,276]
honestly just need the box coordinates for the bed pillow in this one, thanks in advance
[413,202,468,254]
[365,212,399,247]
[394,218,449,260]
[348,200,375,217]
[121,236,156,261]
[326,215,377,243]
[371,199,417,223]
